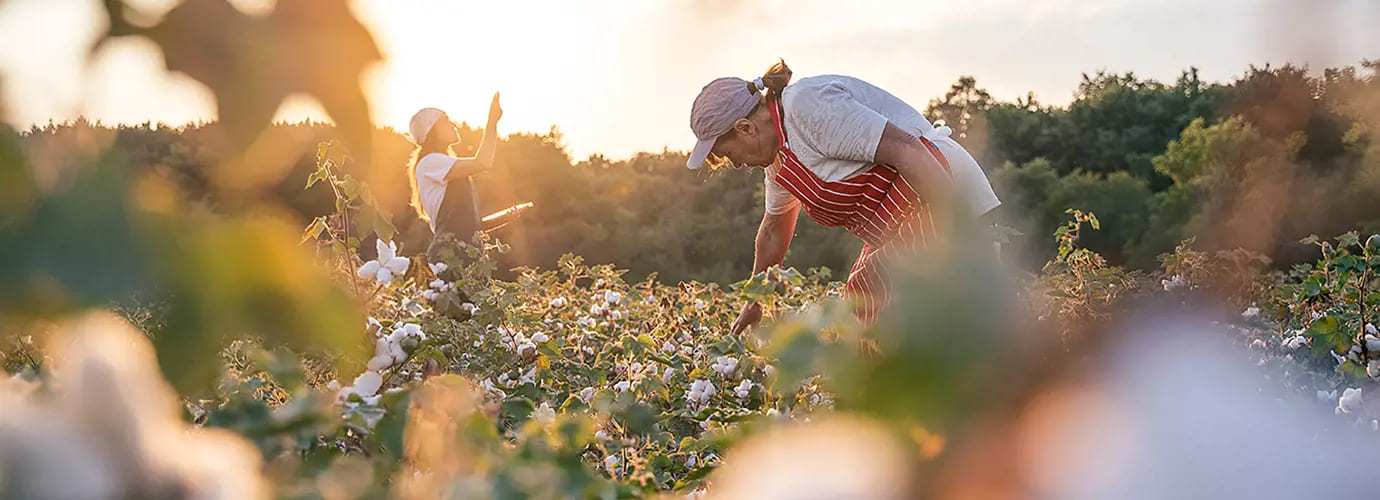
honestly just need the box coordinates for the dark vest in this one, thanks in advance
[433,174,482,242]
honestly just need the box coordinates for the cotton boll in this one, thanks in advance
[366,355,392,372]
[357,261,381,279]
[352,371,383,396]
[707,416,912,500]
[532,402,556,425]
[735,379,754,398]
[1339,388,1363,414]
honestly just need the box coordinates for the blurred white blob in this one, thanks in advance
[706,415,911,500]
[1020,316,1380,499]
[0,312,267,499]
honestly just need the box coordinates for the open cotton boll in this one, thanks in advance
[1338,388,1363,414]
[707,416,911,500]
[735,379,754,398]
[356,261,380,279]
[0,313,269,500]
[366,355,392,372]
[356,240,410,284]
[352,371,383,396]
[428,262,447,275]
[580,387,595,403]
[605,290,622,304]
[711,355,738,376]
[532,402,556,425]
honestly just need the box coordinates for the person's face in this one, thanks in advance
[710,116,778,169]
[435,116,460,145]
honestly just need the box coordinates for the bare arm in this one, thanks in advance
[873,122,955,223]
[732,203,800,335]
[445,92,502,180]
[751,203,801,274]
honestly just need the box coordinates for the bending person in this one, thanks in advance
[685,61,1001,331]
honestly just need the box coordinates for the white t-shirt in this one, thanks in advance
[765,75,1001,217]
[415,153,456,232]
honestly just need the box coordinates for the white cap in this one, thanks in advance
[686,77,765,169]
[409,108,445,145]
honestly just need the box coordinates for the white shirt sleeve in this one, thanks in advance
[764,172,801,215]
[417,154,455,183]
[789,82,889,163]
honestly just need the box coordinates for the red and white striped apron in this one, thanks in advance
[769,100,952,326]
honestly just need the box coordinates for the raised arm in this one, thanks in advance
[445,92,503,180]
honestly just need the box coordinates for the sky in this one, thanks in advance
[0,0,1376,160]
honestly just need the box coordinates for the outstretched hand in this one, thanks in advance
[487,92,503,124]
[730,302,763,335]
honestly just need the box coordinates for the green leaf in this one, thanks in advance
[371,391,411,461]
[1337,231,1361,250]
[501,397,535,423]
[305,167,328,190]
[300,216,328,244]
[1303,277,1324,297]
[674,465,715,490]
[1307,316,1341,336]
[616,402,657,436]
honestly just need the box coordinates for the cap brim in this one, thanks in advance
[686,137,716,170]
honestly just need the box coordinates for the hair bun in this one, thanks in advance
[761,59,792,100]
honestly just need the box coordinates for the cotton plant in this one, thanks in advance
[357,239,410,284]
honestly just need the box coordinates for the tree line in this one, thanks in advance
[15,60,1379,284]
